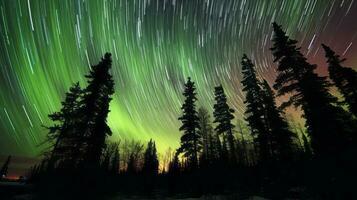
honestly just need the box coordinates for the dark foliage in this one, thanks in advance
[241,54,271,163]
[178,77,201,170]
[271,22,355,158]
[44,83,83,170]
[213,85,236,165]
[81,53,115,168]
[261,80,296,162]
[322,44,357,117]
[142,139,159,175]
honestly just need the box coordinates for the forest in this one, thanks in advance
[2,22,357,200]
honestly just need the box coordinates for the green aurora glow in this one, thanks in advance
[0,0,356,157]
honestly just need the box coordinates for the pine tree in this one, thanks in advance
[142,139,159,175]
[271,23,355,157]
[45,82,83,169]
[213,85,236,164]
[261,80,296,162]
[322,44,357,117]
[197,107,214,167]
[241,54,271,163]
[81,53,115,168]
[0,156,11,178]
[178,77,201,170]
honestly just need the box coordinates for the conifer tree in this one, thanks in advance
[241,54,271,163]
[46,82,83,169]
[271,23,355,157]
[322,44,357,116]
[126,153,136,174]
[142,139,159,175]
[81,53,115,168]
[210,132,222,164]
[0,156,11,178]
[178,77,201,169]
[168,151,181,175]
[213,85,236,164]
[261,80,296,162]
[110,144,120,175]
[197,107,214,167]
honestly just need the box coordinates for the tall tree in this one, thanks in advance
[45,82,83,169]
[241,54,271,163]
[322,44,357,116]
[0,156,11,178]
[178,77,201,169]
[142,139,159,176]
[261,80,296,162]
[213,85,236,164]
[197,107,214,167]
[271,23,355,157]
[81,53,115,168]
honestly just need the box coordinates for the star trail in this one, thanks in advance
[0,0,356,157]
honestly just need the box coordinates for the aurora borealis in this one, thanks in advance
[0,0,357,158]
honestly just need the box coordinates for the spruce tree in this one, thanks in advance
[178,77,201,169]
[241,54,271,163]
[46,82,83,169]
[322,44,357,116]
[81,53,115,168]
[0,156,11,178]
[213,85,236,164]
[197,107,214,167]
[271,23,355,157]
[142,139,159,175]
[261,80,295,162]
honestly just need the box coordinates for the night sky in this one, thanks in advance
[1,0,357,159]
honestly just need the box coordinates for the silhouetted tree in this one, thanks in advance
[210,131,222,164]
[127,154,136,174]
[241,54,271,163]
[322,44,357,117]
[123,140,144,174]
[178,77,201,170]
[142,139,159,176]
[236,120,249,165]
[213,85,236,164]
[271,22,355,158]
[110,143,120,175]
[101,142,119,173]
[45,82,83,170]
[0,155,11,178]
[168,151,181,175]
[197,107,214,167]
[261,80,296,162]
[81,53,115,168]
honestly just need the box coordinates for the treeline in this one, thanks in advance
[28,23,357,199]
[172,22,357,170]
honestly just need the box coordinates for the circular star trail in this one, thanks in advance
[0,0,356,157]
